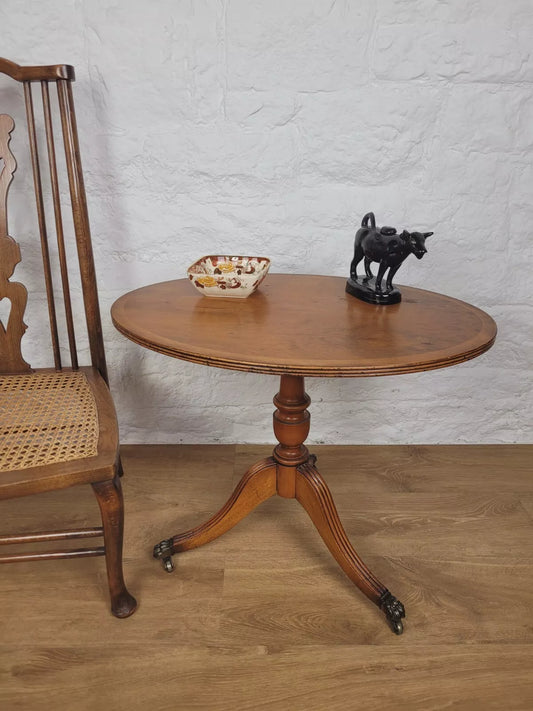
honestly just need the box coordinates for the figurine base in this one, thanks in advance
[346,277,401,305]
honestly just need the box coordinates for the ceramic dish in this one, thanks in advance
[187,255,271,298]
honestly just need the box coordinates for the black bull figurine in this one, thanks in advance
[346,212,433,304]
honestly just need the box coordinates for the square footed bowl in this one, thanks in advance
[187,255,271,298]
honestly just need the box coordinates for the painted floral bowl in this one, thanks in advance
[187,255,271,298]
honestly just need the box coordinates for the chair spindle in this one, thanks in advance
[41,80,78,370]
[23,80,62,370]
[57,79,108,382]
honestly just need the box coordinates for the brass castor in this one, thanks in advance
[162,556,175,573]
[379,590,406,635]
[153,538,175,572]
[391,619,404,635]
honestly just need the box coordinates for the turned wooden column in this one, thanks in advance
[273,375,311,498]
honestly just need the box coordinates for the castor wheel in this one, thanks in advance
[162,556,175,573]
[153,538,175,572]
[391,619,404,635]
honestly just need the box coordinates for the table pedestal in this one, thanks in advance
[153,374,406,634]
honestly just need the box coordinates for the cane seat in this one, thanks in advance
[0,370,99,472]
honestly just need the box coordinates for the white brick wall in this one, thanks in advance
[1,0,532,444]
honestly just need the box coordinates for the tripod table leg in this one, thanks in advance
[295,460,406,634]
[153,457,277,571]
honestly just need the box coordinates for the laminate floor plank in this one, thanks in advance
[234,445,533,494]
[215,491,533,563]
[220,556,533,645]
[1,644,532,711]
[519,494,533,519]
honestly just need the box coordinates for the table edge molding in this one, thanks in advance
[112,317,496,378]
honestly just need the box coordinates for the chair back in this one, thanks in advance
[0,58,107,381]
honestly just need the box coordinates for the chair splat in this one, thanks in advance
[0,114,31,374]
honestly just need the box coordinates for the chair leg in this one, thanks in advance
[92,474,137,618]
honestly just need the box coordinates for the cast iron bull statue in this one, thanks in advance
[346,212,433,304]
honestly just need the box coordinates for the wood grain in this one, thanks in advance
[111,275,497,377]
[0,57,74,82]
[1,444,532,710]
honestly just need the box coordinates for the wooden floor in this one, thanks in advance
[1,444,533,710]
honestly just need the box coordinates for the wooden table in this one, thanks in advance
[111,274,497,634]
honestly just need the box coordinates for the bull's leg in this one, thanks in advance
[385,264,401,293]
[364,257,373,279]
[375,262,387,293]
[350,246,364,280]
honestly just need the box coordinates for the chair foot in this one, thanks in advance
[92,476,137,618]
[111,591,138,618]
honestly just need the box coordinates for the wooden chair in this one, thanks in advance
[0,58,137,618]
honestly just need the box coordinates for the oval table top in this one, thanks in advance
[111,274,497,378]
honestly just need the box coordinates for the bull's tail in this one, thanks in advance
[361,212,376,229]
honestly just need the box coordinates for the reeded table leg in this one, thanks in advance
[153,374,406,635]
[272,375,405,635]
[153,458,277,572]
[296,460,405,634]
